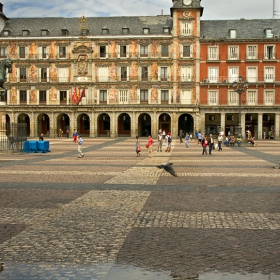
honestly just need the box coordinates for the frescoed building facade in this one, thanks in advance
[0,0,279,139]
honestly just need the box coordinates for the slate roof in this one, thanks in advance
[200,19,280,40]
[2,16,173,37]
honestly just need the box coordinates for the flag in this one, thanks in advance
[76,88,81,104]
[77,88,85,104]
[71,87,77,104]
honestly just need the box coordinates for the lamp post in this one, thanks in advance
[232,76,248,139]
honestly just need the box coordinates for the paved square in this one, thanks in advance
[0,138,279,280]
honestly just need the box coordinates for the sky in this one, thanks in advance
[1,0,279,20]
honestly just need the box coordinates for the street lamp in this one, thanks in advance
[232,75,248,139]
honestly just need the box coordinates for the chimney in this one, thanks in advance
[0,3,3,13]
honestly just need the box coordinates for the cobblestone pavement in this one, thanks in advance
[0,137,279,280]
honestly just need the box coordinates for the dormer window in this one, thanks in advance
[163,27,170,34]
[3,30,10,36]
[61,29,69,36]
[143,28,150,35]
[41,29,49,36]
[122,28,129,35]
[229,29,236,39]
[102,28,109,35]
[265,28,273,38]
[22,30,30,37]
[81,29,89,36]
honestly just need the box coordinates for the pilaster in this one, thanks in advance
[258,113,263,140]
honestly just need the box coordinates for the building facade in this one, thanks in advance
[0,0,279,139]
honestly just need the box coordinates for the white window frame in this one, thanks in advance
[160,67,168,81]
[208,67,218,83]
[182,45,192,58]
[265,29,273,38]
[208,90,218,105]
[181,66,192,82]
[247,90,257,106]
[98,67,109,82]
[161,90,169,103]
[228,90,238,105]
[264,45,275,60]
[181,90,192,105]
[264,90,274,105]
[228,46,239,60]
[229,29,237,39]
[181,21,193,36]
[264,67,274,82]
[140,45,149,57]
[228,67,238,83]
[208,46,218,60]
[247,45,257,60]
[247,66,257,83]
[119,89,128,104]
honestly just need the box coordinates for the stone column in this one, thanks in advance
[131,111,136,138]
[90,111,96,138]
[241,113,246,138]
[111,111,117,138]
[200,113,206,134]
[275,113,279,139]
[220,112,225,132]
[258,113,263,140]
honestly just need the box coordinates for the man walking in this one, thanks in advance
[77,135,84,158]
[208,134,214,155]
[185,132,190,148]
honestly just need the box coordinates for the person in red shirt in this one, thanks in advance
[147,134,154,158]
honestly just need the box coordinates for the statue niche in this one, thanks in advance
[77,54,88,76]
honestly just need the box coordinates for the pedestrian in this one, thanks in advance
[218,133,223,151]
[207,133,214,155]
[162,130,166,141]
[197,131,202,144]
[147,134,154,158]
[59,128,63,139]
[179,129,183,143]
[189,132,193,141]
[77,135,84,158]
[8,134,15,150]
[73,129,78,143]
[157,132,163,152]
[185,132,190,148]
[39,133,44,141]
[195,130,198,141]
[136,135,141,157]
[202,135,208,155]
[166,132,172,152]
[66,129,70,138]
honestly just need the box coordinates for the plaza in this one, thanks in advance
[0,138,279,279]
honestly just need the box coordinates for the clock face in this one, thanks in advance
[183,0,192,5]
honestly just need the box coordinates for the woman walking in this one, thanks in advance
[136,136,141,157]
[147,134,154,158]
[218,133,223,151]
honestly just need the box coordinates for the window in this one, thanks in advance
[140,90,148,102]
[60,91,67,102]
[41,30,48,36]
[228,67,238,83]
[265,29,273,38]
[121,67,127,81]
[59,46,66,58]
[247,90,257,105]
[39,91,47,103]
[100,46,106,58]
[247,67,257,82]
[208,91,218,105]
[247,45,257,59]
[264,67,274,82]
[102,28,109,35]
[0,93,7,102]
[228,90,238,105]
[264,91,274,105]
[98,67,109,82]
[208,46,218,60]
[3,30,9,36]
[99,90,107,102]
[42,47,47,58]
[20,68,27,82]
[161,67,168,81]
[163,27,170,34]
[61,29,69,36]
[20,90,27,103]
[22,30,29,37]
[119,90,128,104]
[143,28,150,34]
[182,66,192,82]
[122,28,129,35]
[141,67,148,81]
[208,67,218,83]
[161,45,169,57]
[161,90,169,102]
[140,45,148,57]
[264,45,275,59]
[19,47,25,58]
[0,47,6,58]
[228,46,238,60]
[183,45,191,58]
[120,46,127,57]
[181,21,193,36]
[229,29,236,38]
[41,68,47,82]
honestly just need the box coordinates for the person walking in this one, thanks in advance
[136,135,141,157]
[147,134,154,158]
[77,135,84,158]
[8,134,15,150]
[73,129,78,143]
[157,132,163,152]
[185,132,190,148]
[207,134,214,155]
[201,135,208,155]
[66,129,70,138]
[197,131,202,145]
[179,129,183,143]
[166,132,172,152]
[218,133,223,151]
[39,133,44,141]
[58,128,63,139]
